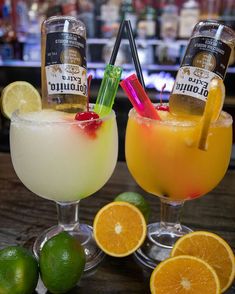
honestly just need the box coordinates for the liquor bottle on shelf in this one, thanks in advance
[78,0,95,38]
[200,0,220,20]
[179,0,200,39]
[135,20,154,65]
[144,0,157,38]
[156,0,180,65]
[12,0,29,43]
[169,20,235,117]
[23,0,42,61]
[100,0,120,38]
[221,0,235,67]
[221,0,235,29]
[61,0,77,17]
[102,23,126,65]
[155,38,181,65]
[46,0,62,17]
[0,0,16,60]
[160,0,179,40]
[120,0,137,34]
[41,16,88,113]
[154,0,164,39]
[93,0,104,38]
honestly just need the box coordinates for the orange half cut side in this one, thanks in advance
[93,201,147,257]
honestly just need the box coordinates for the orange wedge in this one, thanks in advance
[150,255,220,294]
[93,201,147,257]
[171,231,235,293]
[198,77,225,150]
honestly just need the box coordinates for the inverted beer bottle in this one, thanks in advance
[169,20,235,117]
[41,16,87,113]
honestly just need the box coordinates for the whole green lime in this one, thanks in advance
[114,192,150,222]
[0,246,39,294]
[39,231,85,294]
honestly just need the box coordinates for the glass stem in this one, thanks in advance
[56,201,80,231]
[160,198,184,232]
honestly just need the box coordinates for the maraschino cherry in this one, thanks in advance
[156,83,169,111]
[75,75,102,137]
[156,104,169,111]
[75,111,99,121]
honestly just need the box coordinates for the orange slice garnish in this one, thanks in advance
[198,77,225,150]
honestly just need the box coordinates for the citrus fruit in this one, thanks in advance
[198,77,225,150]
[39,231,85,294]
[150,255,220,294]
[1,81,42,119]
[114,191,150,222]
[0,246,39,294]
[93,201,147,257]
[171,231,235,293]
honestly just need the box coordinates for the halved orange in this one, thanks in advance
[93,201,147,257]
[171,231,235,293]
[150,255,220,294]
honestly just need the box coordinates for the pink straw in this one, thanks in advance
[120,74,161,120]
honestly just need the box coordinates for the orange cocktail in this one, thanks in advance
[125,105,233,268]
[126,109,232,202]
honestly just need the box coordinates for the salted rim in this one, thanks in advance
[11,104,116,126]
[128,104,233,127]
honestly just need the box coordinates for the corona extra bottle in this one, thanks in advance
[41,16,87,113]
[169,20,235,116]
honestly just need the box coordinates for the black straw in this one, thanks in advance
[125,20,145,89]
[109,19,125,65]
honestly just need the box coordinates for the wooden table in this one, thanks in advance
[0,153,235,294]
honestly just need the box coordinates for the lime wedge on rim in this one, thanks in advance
[198,77,225,151]
[1,81,42,119]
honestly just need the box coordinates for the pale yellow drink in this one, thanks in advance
[10,109,118,202]
[126,108,232,201]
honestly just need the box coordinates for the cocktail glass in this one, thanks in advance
[10,105,118,271]
[125,104,233,269]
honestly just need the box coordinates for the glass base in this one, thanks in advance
[33,224,105,271]
[134,222,193,269]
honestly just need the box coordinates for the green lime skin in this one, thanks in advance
[0,246,39,294]
[39,232,86,294]
[114,192,150,222]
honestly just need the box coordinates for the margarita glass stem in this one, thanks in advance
[157,199,185,247]
[160,198,184,230]
[55,200,105,270]
[56,201,80,231]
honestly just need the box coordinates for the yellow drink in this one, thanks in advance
[10,109,118,202]
[126,107,232,201]
[10,106,118,271]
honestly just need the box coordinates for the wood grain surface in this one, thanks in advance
[0,153,234,294]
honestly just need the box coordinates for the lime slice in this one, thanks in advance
[1,81,42,119]
[198,78,225,151]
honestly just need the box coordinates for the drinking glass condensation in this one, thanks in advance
[125,106,233,268]
[10,106,118,271]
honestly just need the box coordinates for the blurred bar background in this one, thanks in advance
[0,0,235,165]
